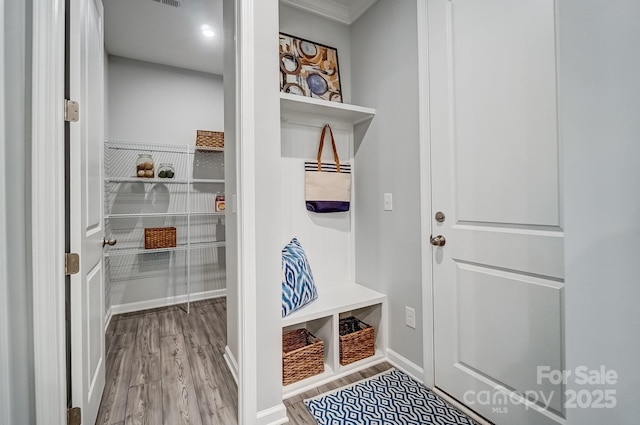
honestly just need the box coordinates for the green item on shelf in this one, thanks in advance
[158,170,167,178]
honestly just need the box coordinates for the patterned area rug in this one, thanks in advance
[305,368,478,425]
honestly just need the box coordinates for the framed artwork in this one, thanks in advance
[279,33,343,103]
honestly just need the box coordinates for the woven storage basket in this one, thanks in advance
[195,130,224,150]
[339,316,375,366]
[282,329,324,386]
[144,227,177,249]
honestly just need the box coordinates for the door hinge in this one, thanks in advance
[67,407,81,425]
[65,253,80,275]
[65,99,79,122]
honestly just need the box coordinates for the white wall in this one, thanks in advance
[560,1,640,423]
[351,0,423,368]
[107,55,224,144]
[106,56,226,310]
[2,0,35,423]
[279,4,352,103]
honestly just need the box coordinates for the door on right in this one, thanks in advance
[427,1,564,424]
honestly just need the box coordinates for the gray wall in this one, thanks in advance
[351,0,423,368]
[107,56,224,145]
[3,0,35,423]
[560,0,640,423]
[106,56,226,310]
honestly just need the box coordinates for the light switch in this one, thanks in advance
[384,193,393,211]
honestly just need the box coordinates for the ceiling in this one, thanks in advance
[104,0,223,75]
[103,0,377,75]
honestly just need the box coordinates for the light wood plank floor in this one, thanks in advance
[97,297,392,425]
[284,362,394,425]
[96,298,238,425]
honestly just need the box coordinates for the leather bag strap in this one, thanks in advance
[316,124,341,172]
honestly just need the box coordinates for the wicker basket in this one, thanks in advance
[144,227,177,249]
[282,329,324,386]
[339,317,375,366]
[195,130,224,150]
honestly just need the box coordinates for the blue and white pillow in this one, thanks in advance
[282,238,318,317]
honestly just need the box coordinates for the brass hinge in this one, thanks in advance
[65,253,80,275]
[67,407,81,425]
[65,99,79,122]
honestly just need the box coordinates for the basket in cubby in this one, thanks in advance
[144,227,177,249]
[339,316,375,366]
[195,130,224,151]
[282,328,324,385]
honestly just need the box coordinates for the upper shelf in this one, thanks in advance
[282,282,386,327]
[280,93,375,125]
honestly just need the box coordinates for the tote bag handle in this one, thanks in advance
[316,124,341,173]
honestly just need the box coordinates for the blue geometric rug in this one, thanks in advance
[305,368,478,425]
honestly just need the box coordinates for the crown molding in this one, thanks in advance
[280,0,378,25]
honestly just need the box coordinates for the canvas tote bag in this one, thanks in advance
[305,124,351,213]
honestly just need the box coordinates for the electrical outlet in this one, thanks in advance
[384,193,393,211]
[405,306,416,329]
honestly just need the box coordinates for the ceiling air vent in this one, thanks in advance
[151,0,183,7]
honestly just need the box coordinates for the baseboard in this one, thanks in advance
[386,348,424,384]
[109,289,226,316]
[104,306,113,333]
[256,403,289,425]
[432,387,493,425]
[223,345,239,385]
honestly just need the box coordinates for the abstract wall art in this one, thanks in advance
[279,33,343,103]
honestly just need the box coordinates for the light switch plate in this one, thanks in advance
[405,306,416,329]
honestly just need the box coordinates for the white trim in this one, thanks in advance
[0,1,12,422]
[417,0,435,390]
[237,0,258,423]
[31,0,67,424]
[280,0,379,25]
[109,289,227,316]
[224,345,239,385]
[385,348,424,384]
[104,307,114,334]
[432,387,493,425]
[256,403,289,425]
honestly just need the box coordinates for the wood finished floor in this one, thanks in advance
[284,361,394,425]
[97,297,393,425]
[96,298,238,425]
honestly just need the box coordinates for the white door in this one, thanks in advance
[68,0,106,424]
[428,1,564,424]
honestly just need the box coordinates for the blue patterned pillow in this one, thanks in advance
[282,238,318,317]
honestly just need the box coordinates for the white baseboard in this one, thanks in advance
[256,403,289,425]
[104,307,113,333]
[386,348,424,384]
[432,387,493,425]
[109,289,226,316]
[223,345,239,385]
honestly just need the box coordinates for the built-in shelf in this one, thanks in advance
[280,92,375,125]
[106,177,224,184]
[105,241,226,257]
[107,212,225,219]
[282,283,386,327]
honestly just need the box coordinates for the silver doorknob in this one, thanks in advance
[430,235,446,247]
[103,238,117,247]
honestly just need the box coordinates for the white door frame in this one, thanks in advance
[417,0,435,389]
[30,1,265,424]
[0,1,13,422]
[31,0,68,424]
[236,0,258,422]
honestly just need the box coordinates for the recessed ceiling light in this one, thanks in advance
[201,25,215,38]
